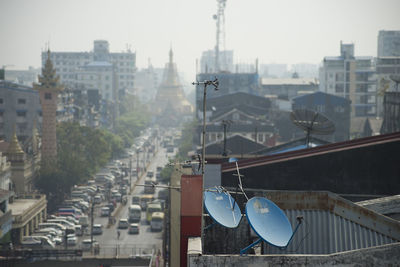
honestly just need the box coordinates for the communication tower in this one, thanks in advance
[214,0,227,72]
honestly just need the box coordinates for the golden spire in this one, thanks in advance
[33,49,64,92]
[7,127,24,155]
[169,46,173,65]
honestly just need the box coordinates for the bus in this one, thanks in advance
[139,195,154,211]
[128,204,142,223]
[150,212,164,232]
[131,195,140,205]
[146,202,162,223]
[144,177,156,194]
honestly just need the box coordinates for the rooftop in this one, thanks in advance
[261,78,318,86]
[9,195,45,216]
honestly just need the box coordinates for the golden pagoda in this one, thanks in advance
[154,48,193,123]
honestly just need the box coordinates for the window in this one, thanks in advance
[18,98,26,104]
[45,93,52,100]
[316,105,325,113]
[16,110,27,117]
[0,98,3,104]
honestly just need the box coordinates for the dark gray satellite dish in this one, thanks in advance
[290,109,335,147]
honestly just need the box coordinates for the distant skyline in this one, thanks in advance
[1,0,399,82]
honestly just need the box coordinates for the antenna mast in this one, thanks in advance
[214,0,227,73]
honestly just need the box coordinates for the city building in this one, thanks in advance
[34,50,64,161]
[9,193,47,244]
[290,63,319,78]
[4,67,40,87]
[194,92,275,147]
[0,81,41,143]
[41,40,136,101]
[378,30,400,57]
[375,57,400,116]
[0,151,13,245]
[135,63,163,102]
[292,91,351,142]
[380,91,400,134]
[2,129,40,195]
[195,72,260,119]
[200,49,234,73]
[153,48,193,126]
[0,189,13,246]
[221,132,400,197]
[319,42,377,117]
[260,77,318,100]
[197,134,267,159]
[259,63,288,78]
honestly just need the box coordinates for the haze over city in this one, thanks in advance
[1,0,400,81]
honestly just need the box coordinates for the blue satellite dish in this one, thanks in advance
[204,188,242,228]
[228,157,238,163]
[246,197,293,248]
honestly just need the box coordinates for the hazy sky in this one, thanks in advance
[1,0,399,81]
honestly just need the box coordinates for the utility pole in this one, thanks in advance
[136,149,140,178]
[129,158,132,190]
[192,78,219,177]
[90,201,94,254]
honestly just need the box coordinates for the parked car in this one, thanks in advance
[128,223,139,234]
[118,219,129,229]
[81,239,98,251]
[67,234,77,246]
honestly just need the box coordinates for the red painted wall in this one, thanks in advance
[180,175,202,267]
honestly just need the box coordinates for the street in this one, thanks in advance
[78,136,174,258]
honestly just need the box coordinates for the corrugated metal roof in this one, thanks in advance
[263,209,398,254]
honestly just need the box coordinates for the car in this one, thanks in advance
[118,219,129,229]
[81,239,98,251]
[128,223,139,234]
[105,203,115,212]
[67,234,77,246]
[94,195,102,204]
[92,224,103,235]
[100,207,110,217]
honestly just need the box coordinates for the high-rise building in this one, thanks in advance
[200,49,234,73]
[378,30,400,57]
[41,40,136,101]
[0,81,41,143]
[319,42,376,117]
[34,50,64,161]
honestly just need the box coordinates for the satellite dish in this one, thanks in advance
[290,109,335,147]
[204,187,242,228]
[246,197,293,247]
[228,157,238,163]
[240,197,303,255]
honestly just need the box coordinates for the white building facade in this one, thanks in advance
[41,40,136,101]
[319,42,377,117]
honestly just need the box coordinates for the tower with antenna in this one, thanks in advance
[214,0,227,73]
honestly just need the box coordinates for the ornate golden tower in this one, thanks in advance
[33,50,63,161]
[154,48,193,125]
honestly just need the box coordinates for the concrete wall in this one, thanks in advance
[189,238,400,267]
